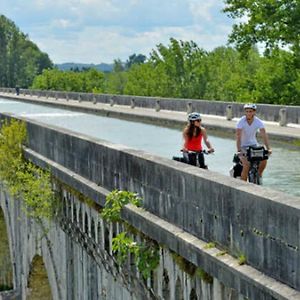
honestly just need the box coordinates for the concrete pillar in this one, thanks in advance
[279,108,287,126]
[226,105,233,120]
[187,102,192,114]
[155,100,161,112]
[131,98,135,109]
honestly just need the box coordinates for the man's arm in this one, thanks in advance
[236,128,242,152]
[259,128,272,153]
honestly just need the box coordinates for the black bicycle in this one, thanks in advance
[172,150,210,169]
[231,146,269,185]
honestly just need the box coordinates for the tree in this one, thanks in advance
[204,46,260,102]
[251,49,300,105]
[124,63,169,97]
[0,15,53,88]
[125,53,146,69]
[223,1,300,58]
[149,38,208,98]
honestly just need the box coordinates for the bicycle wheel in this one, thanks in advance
[249,169,259,184]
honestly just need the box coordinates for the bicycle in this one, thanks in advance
[231,146,269,185]
[172,149,212,169]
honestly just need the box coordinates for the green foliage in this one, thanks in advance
[196,268,213,284]
[223,0,300,57]
[103,189,157,279]
[0,15,53,88]
[14,162,55,219]
[125,53,146,69]
[112,232,139,264]
[136,242,160,279]
[171,252,197,276]
[204,46,260,102]
[238,254,247,265]
[0,119,26,186]
[148,38,208,99]
[112,232,159,279]
[32,68,105,93]
[203,242,216,249]
[0,119,55,219]
[251,49,300,105]
[101,190,142,222]
[104,70,128,95]
[29,35,300,105]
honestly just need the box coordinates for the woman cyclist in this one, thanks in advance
[182,112,214,168]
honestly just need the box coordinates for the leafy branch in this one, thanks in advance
[101,189,142,222]
[0,119,56,219]
[112,232,159,279]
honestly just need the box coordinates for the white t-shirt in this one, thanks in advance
[236,116,265,147]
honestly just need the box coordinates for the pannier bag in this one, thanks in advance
[247,146,269,161]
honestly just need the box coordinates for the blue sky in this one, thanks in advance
[0,0,235,64]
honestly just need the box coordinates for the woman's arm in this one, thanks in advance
[182,129,188,151]
[202,128,214,152]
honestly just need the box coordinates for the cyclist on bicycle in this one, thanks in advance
[236,104,272,181]
[182,112,214,168]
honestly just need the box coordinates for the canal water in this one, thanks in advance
[0,98,299,197]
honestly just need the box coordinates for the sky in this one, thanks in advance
[0,0,236,64]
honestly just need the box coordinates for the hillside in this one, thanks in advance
[56,62,113,72]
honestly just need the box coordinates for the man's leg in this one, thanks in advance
[258,160,267,177]
[240,156,250,181]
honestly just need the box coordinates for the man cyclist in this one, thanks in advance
[236,104,272,181]
[182,112,214,168]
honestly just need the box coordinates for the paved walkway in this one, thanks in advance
[1,92,300,142]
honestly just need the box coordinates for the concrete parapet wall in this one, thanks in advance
[1,88,300,124]
[1,112,298,293]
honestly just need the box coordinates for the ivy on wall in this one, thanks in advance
[101,189,160,279]
[0,119,56,219]
[101,190,142,222]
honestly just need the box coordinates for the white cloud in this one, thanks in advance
[52,19,72,29]
[187,0,219,22]
[1,0,235,63]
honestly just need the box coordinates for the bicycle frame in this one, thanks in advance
[248,160,261,184]
[172,150,210,169]
[246,146,269,185]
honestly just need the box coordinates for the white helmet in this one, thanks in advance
[188,112,201,121]
[243,103,257,110]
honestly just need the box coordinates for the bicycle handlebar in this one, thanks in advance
[181,149,213,155]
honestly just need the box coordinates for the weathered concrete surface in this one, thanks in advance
[0,112,298,298]
[1,178,253,300]
[1,88,300,124]
[0,185,142,300]
[0,90,300,143]
[0,209,13,291]
[24,146,300,300]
